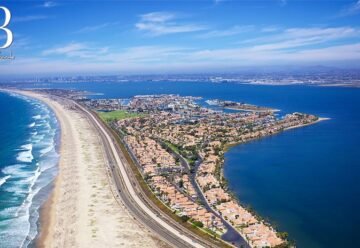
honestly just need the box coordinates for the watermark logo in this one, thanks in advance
[0,50,15,60]
[0,6,13,49]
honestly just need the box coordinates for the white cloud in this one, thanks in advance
[282,43,360,61]
[284,27,359,38]
[197,25,254,38]
[43,1,58,8]
[42,43,86,55]
[339,0,360,16]
[37,40,360,67]
[2,42,360,76]
[74,22,118,34]
[4,25,360,76]
[140,12,175,23]
[42,43,190,64]
[12,15,49,23]
[262,27,359,50]
[42,42,109,59]
[135,12,206,36]
[111,46,192,63]
[261,26,280,33]
[186,43,360,65]
[240,27,360,49]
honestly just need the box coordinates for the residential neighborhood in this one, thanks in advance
[85,94,319,247]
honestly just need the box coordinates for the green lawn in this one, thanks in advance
[164,141,180,154]
[97,110,143,122]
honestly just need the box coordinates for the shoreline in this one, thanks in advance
[284,117,330,131]
[220,116,330,242]
[1,88,331,248]
[37,185,56,247]
[0,89,61,247]
[38,91,329,247]
[5,90,62,247]
[224,107,281,113]
[5,89,160,248]
[224,117,330,150]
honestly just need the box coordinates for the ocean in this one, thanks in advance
[3,81,360,247]
[0,92,59,248]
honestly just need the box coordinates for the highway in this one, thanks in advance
[71,100,226,248]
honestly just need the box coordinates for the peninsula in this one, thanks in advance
[10,89,324,248]
[77,92,322,247]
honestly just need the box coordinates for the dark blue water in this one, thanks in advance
[0,92,59,248]
[20,81,360,247]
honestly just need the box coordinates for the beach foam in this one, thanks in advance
[0,206,20,220]
[0,92,60,248]
[15,144,33,162]
[0,175,11,187]
[31,134,45,143]
[28,122,35,128]
[16,152,33,163]
[2,164,26,175]
[20,143,32,151]
[39,143,54,157]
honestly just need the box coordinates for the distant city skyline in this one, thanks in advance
[1,0,360,76]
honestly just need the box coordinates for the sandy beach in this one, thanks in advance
[14,91,163,248]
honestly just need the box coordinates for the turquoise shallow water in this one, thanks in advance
[0,92,59,248]
[11,81,360,247]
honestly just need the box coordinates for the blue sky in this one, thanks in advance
[0,0,360,76]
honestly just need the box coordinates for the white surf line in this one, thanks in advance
[77,103,205,248]
[0,175,11,187]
